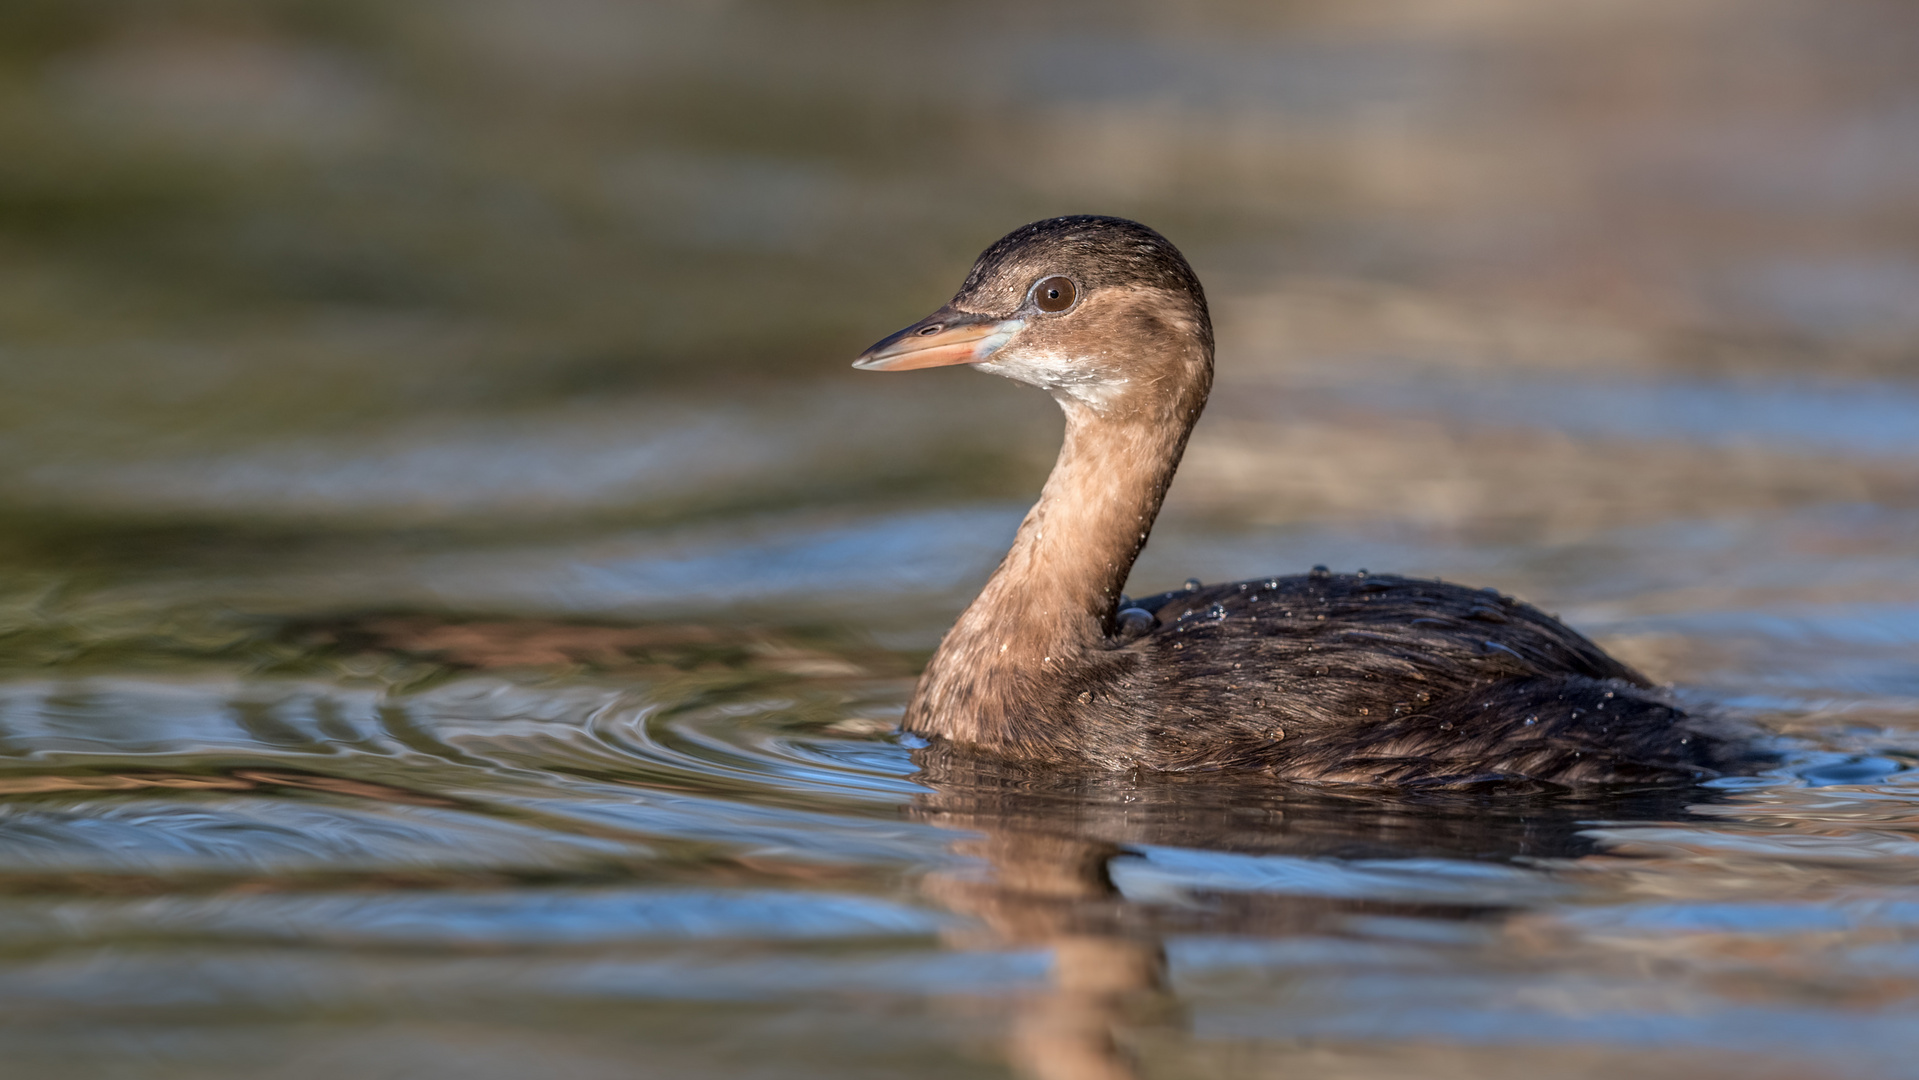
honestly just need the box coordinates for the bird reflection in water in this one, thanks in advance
[906,743,1714,1080]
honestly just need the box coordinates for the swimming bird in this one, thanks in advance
[854,216,1756,784]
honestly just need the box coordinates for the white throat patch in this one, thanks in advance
[973,346,1130,411]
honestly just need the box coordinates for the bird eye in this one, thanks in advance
[1032,276,1076,313]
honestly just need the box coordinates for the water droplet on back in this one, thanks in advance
[1115,607,1156,637]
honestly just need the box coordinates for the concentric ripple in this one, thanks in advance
[0,673,943,884]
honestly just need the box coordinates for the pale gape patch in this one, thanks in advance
[974,345,1130,411]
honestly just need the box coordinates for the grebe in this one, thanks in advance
[855,216,1757,784]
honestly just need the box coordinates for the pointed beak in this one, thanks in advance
[852,306,1025,371]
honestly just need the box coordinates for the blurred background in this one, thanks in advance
[4,0,1916,665]
[1,2,1918,1077]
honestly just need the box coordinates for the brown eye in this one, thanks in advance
[1033,276,1076,313]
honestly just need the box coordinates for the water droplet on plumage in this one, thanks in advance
[1115,607,1156,637]
[1183,578,1203,592]
[1438,721,1454,731]
[1309,565,1330,579]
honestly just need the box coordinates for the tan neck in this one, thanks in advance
[904,379,1207,745]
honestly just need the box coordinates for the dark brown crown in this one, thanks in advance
[952,216,1209,322]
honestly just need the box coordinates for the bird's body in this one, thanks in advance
[945,571,1731,784]
[855,215,1760,784]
